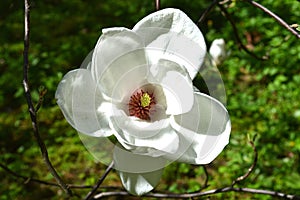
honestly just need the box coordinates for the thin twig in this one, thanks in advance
[93,187,300,199]
[0,162,124,190]
[217,3,268,60]
[92,136,299,199]
[84,161,114,200]
[23,0,72,196]
[245,0,300,39]
[197,0,218,25]
[155,0,160,11]
[35,86,47,112]
[0,162,58,187]
[0,162,95,189]
[202,165,209,189]
[218,0,232,4]
[232,134,258,186]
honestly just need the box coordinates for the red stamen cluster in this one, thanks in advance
[128,90,156,120]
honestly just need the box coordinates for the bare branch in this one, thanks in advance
[84,161,114,200]
[245,0,300,39]
[93,187,300,199]
[92,136,299,199]
[0,162,125,190]
[23,0,72,196]
[35,86,47,112]
[0,162,58,187]
[155,0,160,11]
[197,0,218,25]
[6,158,295,200]
[202,165,209,189]
[232,134,258,186]
[217,3,268,60]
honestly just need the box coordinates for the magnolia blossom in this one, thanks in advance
[56,8,231,195]
[209,38,227,66]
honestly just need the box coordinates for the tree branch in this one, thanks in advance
[23,0,72,196]
[0,162,58,187]
[245,0,300,39]
[93,187,300,199]
[197,0,218,25]
[217,3,268,60]
[232,134,258,186]
[155,0,160,11]
[3,157,298,200]
[202,165,209,189]
[92,135,300,199]
[0,162,124,190]
[84,161,114,200]
[35,86,47,112]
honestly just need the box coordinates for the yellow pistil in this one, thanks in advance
[129,90,156,120]
[140,93,151,107]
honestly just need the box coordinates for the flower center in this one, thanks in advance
[128,90,156,120]
[140,93,151,107]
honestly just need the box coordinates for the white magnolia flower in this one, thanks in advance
[56,8,231,196]
[209,38,226,66]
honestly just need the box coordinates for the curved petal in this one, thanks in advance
[133,8,206,79]
[113,144,168,173]
[115,128,179,157]
[118,170,163,196]
[150,59,194,115]
[101,54,149,102]
[91,28,146,83]
[110,108,179,156]
[80,50,93,70]
[114,145,165,195]
[78,133,114,165]
[55,69,113,137]
[169,92,231,164]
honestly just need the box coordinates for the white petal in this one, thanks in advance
[55,69,112,137]
[78,133,114,165]
[111,109,179,155]
[80,50,93,70]
[133,8,206,79]
[101,55,149,102]
[91,28,146,83]
[198,55,228,105]
[150,59,194,115]
[118,169,163,196]
[113,144,168,173]
[169,92,231,164]
[114,145,165,195]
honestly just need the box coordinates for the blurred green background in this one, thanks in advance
[0,0,299,199]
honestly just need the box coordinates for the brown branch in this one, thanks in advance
[84,161,114,200]
[91,137,300,199]
[35,86,47,112]
[0,162,59,187]
[23,0,72,196]
[232,134,258,186]
[0,162,124,190]
[197,0,218,25]
[245,0,300,39]
[0,162,96,189]
[155,0,160,11]
[217,3,268,60]
[202,165,209,189]
[93,187,300,199]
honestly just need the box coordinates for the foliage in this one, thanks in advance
[0,0,299,199]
